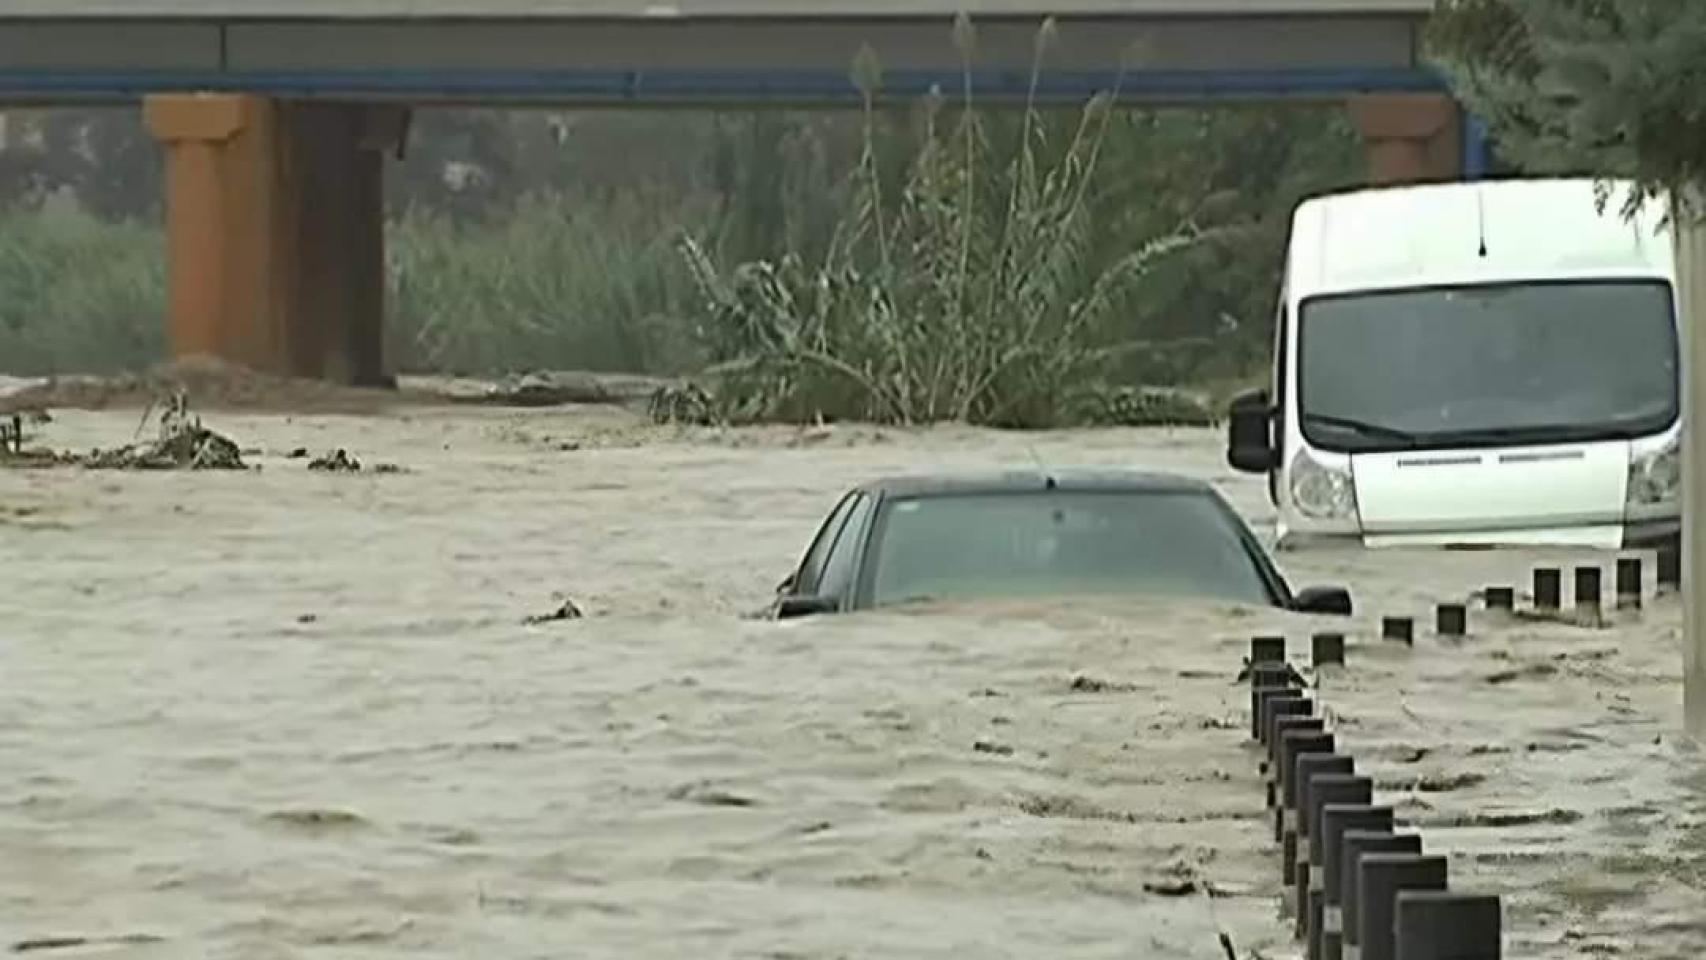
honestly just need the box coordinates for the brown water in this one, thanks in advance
[1,405,1701,958]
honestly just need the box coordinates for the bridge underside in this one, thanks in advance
[1,13,1442,105]
[2,9,1465,383]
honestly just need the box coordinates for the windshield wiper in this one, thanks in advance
[1301,413,1425,446]
[1419,421,1661,446]
[1446,401,1677,445]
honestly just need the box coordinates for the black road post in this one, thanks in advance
[1288,755,1354,892]
[1313,633,1347,668]
[1319,805,1395,960]
[1435,603,1467,638]
[1616,557,1642,610]
[1394,891,1501,960]
[1356,853,1449,960]
[1276,730,1335,847]
[1533,568,1562,612]
[1297,775,1373,942]
[1575,565,1602,619]
[1339,830,1422,960]
[1264,711,1321,809]
[1251,635,1287,664]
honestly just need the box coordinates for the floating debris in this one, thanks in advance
[1419,807,1584,829]
[1486,662,1560,685]
[12,937,90,954]
[263,807,369,831]
[666,781,759,808]
[1142,856,1209,897]
[1015,792,1139,824]
[475,370,622,407]
[0,411,55,461]
[10,392,248,471]
[12,933,166,953]
[1068,674,1139,693]
[1376,771,1489,793]
[1142,877,1199,897]
[524,598,584,624]
[1512,606,1611,630]
[1074,385,1217,428]
[308,449,361,472]
[648,381,721,426]
[0,414,21,454]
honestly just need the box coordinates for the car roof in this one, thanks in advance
[853,468,1216,499]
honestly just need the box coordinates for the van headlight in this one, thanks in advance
[1290,449,1358,521]
[1627,435,1680,510]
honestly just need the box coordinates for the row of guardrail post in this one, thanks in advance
[1377,553,1675,644]
[1239,547,1673,955]
[1249,635,1501,959]
[1231,541,1680,956]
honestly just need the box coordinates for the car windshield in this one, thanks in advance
[861,490,1276,609]
[1298,279,1678,452]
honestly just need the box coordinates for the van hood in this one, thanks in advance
[1351,441,1631,546]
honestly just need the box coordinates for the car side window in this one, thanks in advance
[815,494,874,603]
[793,493,856,595]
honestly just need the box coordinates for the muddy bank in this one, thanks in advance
[0,358,676,418]
[0,404,1699,958]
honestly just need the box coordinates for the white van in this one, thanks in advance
[1226,177,1681,550]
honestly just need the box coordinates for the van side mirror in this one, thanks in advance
[1292,586,1353,617]
[1227,388,1279,473]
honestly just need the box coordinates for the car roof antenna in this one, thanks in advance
[1475,180,1489,258]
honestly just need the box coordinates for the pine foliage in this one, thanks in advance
[1430,0,1706,214]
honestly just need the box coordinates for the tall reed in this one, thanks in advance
[0,208,164,376]
[679,17,1206,427]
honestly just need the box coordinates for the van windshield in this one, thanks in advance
[1297,279,1677,453]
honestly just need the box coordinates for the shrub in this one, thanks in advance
[0,207,165,376]
[677,19,1205,428]
[387,189,711,375]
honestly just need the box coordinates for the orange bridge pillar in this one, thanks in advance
[144,95,407,386]
[1348,93,1462,186]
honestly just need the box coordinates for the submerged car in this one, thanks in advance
[769,469,1352,619]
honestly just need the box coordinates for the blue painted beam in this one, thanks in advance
[1460,111,1492,180]
[0,66,1451,104]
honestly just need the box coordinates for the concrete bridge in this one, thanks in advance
[0,0,1465,383]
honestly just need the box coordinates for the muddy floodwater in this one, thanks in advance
[1,402,1702,959]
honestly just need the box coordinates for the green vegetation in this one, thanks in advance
[0,189,716,379]
[388,190,710,376]
[0,208,164,376]
[679,30,1218,427]
[0,25,1363,421]
[1429,0,1706,210]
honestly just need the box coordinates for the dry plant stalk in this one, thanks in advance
[678,17,1202,428]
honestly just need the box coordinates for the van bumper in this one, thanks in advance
[1278,518,1679,552]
